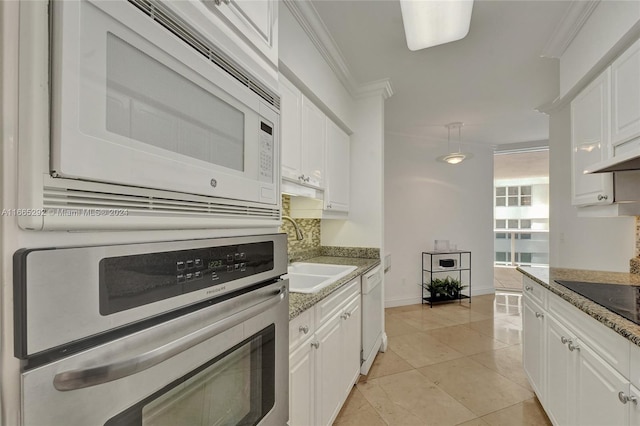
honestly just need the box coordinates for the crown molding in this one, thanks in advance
[355,79,394,100]
[541,0,600,58]
[283,0,358,92]
[282,0,393,100]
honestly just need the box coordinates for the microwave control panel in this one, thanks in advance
[259,121,274,183]
[99,241,274,315]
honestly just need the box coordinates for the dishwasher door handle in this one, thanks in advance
[53,285,287,391]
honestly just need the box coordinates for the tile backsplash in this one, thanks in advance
[280,195,321,260]
[636,216,640,257]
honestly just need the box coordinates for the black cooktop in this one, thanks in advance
[555,280,640,326]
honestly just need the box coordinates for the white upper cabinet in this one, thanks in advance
[301,97,326,188]
[571,69,614,206]
[280,75,303,181]
[325,119,350,213]
[611,37,640,149]
[203,0,278,67]
[279,75,325,189]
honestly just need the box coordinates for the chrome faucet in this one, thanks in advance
[282,215,304,241]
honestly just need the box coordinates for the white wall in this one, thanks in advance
[279,5,355,130]
[384,133,495,307]
[321,95,385,248]
[549,105,635,271]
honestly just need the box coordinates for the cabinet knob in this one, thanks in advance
[535,312,544,319]
[560,336,569,344]
[597,194,609,201]
[568,342,580,352]
[311,341,320,349]
[222,0,230,4]
[618,392,637,405]
[213,0,221,5]
[327,204,332,209]
[299,325,309,334]
[525,285,533,291]
[298,174,305,181]
[341,311,352,320]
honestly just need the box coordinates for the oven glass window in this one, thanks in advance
[105,33,245,172]
[106,325,275,426]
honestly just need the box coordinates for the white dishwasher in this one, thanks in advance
[361,265,384,375]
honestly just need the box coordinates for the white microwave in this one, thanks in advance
[18,0,280,231]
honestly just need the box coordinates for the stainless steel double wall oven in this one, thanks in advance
[14,234,288,425]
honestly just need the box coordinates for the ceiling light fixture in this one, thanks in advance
[400,0,474,51]
[437,122,472,165]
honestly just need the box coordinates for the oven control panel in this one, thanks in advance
[99,241,274,315]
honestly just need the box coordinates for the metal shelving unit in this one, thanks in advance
[422,251,471,307]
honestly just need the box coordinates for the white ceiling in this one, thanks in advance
[311,0,571,147]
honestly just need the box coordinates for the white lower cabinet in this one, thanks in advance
[522,276,639,426]
[289,337,315,426]
[544,314,576,426]
[289,279,361,426]
[522,295,545,399]
[575,341,629,426]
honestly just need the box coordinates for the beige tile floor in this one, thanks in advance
[333,294,551,426]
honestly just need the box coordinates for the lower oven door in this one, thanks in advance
[21,281,288,426]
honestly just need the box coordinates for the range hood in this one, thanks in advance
[585,149,640,173]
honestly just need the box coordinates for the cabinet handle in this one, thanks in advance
[525,285,533,291]
[560,336,569,344]
[213,0,222,5]
[304,176,310,183]
[299,325,309,334]
[597,194,609,201]
[341,312,352,320]
[222,0,230,3]
[311,341,320,349]
[298,174,305,181]
[568,342,580,352]
[535,312,544,319]
[618,392,638,405]
[327,204,332,209]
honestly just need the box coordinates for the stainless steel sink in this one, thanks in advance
[286,262,357,294]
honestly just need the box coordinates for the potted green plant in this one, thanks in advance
[443,277,467,298]
[427,278,446,298]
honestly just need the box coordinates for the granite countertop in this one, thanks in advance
[288,256,381,320]
[518,266,640,347]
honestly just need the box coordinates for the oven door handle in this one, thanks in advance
[52,285,287,391]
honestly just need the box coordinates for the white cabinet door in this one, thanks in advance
[342,296,362,393]
[301,96,326,188]
[314,311,344,426]
[545,315,577,426]
[611,37,640,148]
[571,69,614,206]
[209,0,278,66]
[279,75,303,182]
[325,119,350,212]
[630,384,640,425]
[575,340,629,426]
[523,297,545,399]
[289,339,315,426]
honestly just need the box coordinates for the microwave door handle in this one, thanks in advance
[53,285,287,391]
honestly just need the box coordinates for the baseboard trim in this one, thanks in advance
[385,287,496,308]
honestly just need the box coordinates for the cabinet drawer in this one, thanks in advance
[548,291,630,377]
[315,278,360,326]
[290,308,315,350]
[522,277,546,308]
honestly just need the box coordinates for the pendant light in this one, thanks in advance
[437,122,472,165]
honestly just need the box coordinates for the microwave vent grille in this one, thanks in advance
[129,0,280,110]
[42,186,280,219]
